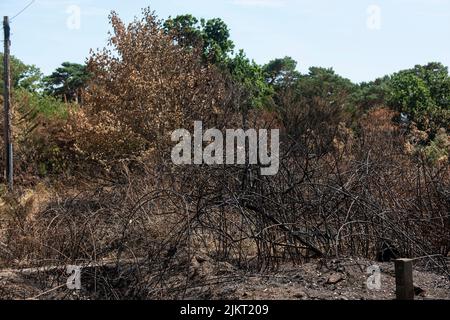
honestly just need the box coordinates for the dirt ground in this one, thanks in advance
[179,256,449,300]
[0,256,448,300]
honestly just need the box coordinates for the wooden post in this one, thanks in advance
[3,16,13,191]
[395,258,414,300]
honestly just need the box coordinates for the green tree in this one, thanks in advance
[165,15,272,109]
[387,63,450,132]
[354,76,390,110]
[43,62,90,103]
[410,62,450,109]
[164,15,234,64]
[388,72,434,116]
[201,18,234,64]
[227,50,273,109]
[296,67,357,103]
[263,56,300,86]
[0,53,43,94]
[163,14,202,48]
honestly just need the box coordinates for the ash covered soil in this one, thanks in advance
[179,256,450,300]
[0,257,449,300]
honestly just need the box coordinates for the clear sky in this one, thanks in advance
[1,0,449,83]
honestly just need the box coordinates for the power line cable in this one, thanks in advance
[11,0,36,21]
[1,0,36,33]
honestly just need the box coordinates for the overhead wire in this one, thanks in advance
[1,0,36,34]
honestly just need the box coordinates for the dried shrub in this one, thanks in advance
[71,9,230,163]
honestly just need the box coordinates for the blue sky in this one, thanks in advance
[1,0,449,83]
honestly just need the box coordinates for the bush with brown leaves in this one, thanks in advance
[71,9,231,163]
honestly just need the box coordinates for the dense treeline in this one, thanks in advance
[0,11,448,179]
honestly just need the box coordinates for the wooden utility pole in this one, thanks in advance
[3,16,13,191]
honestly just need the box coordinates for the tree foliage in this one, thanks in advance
[43,62,90,103]
[354,76,390,110]
[387,62,450,132]
[0,53,43,94]
[226,50,273,109]
[164,14,272,109]
[263,56,300,87]
[75,9,230,161]
[296,67,356,100]
[164,14,234,64]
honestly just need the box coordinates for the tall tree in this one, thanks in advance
[263,56,300,86]
[164,15,234,64]
[410,62,450,109]
[201,18,234,64]
[0,54,43,94]
[164,14,273,109]
[354,76,390,110]
[227,50,273,109]
[387,63,450,132]
[163,14,202,48]
[43,62,90,103]
[296,67,357,103]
